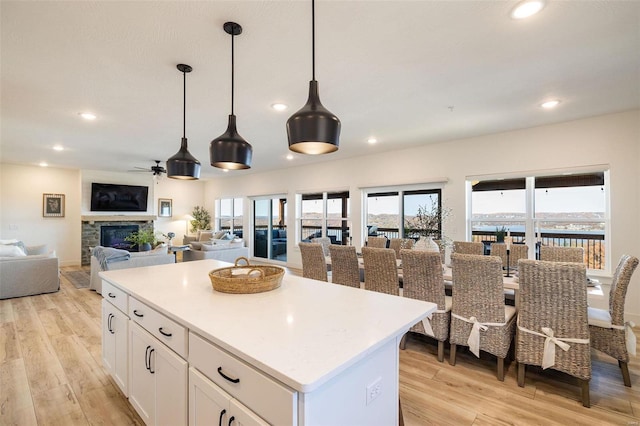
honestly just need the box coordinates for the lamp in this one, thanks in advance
[167,64,201,180]
[210,22,252,170]
[286,0,340,155]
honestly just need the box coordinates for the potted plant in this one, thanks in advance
[189,206,212,234]
[495,226,507,243]
[125,229,157,252]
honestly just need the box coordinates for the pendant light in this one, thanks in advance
[167,64,201,180]
[210,22,252,170]
[286,0,340,155]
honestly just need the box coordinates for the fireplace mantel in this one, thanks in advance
[81,215,157,223]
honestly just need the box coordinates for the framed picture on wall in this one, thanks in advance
[159,198,172,217]
[43,193,65,217]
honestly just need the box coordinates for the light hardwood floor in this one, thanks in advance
[1,266,638,425]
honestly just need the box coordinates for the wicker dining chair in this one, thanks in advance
[328,245,361,288]
[490,243,529,270]
[362,247,399,296]
[400,250,451,362]
[516,259,591,407]
[299,242,328,282]
[449,253,517,381]
[452,241,484,256]
[588,254,639,387]
[539,246,584,263]
[313,237,332,256]
[389,238,415,259]
[367,236,388,248]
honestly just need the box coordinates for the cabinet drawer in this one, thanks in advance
[189,332,297,426]
[129,298,188,358]
[102,280,128,314]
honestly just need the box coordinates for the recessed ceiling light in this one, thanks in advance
[271,103,288,111]
[53,145,64,151]
[79,112,96,120]
[286,154,294,160]
[223,169,229,173]
[541,100,561,109]
[367,137,378,144]
[510,0,546,19]
[39,162,48,167]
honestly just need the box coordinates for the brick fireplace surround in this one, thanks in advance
[81,215,155,265]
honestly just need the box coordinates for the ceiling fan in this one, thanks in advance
[129,160,167,176]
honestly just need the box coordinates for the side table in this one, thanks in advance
[169,245,190,262]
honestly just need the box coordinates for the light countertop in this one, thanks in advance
[100,260,436,393]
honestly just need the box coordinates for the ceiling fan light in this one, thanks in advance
[167,137,201,179]
[210,115,252,170]
[287,80,340,154]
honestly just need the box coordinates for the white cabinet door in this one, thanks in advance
[102,299,129,396]
[129,322,156,425]
[130,321,188,426]
[229,399,269,426]
[189,367,232,426]
[155,337,188,426]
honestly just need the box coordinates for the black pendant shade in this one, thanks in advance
[210,115,252,170]
[210,22,252,170]
[287,0,340,155]
[287,80,340,154]
[168,63,201,180]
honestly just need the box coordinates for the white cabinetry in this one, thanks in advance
[102,282,129,396]
[129,321,188,426]
[189,367,267,426]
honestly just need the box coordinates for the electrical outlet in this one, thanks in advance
[366,377,382,405]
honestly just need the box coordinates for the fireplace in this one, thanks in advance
[101,225,139,250]
[81,216,155,265]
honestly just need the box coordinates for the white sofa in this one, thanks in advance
[182,245,249,263]
[0,243,59,299]
[90,247,175,294]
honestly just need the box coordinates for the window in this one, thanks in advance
[253,197,287,261]
[215,198,243,238]
[364,187,442,241]
[469,171,608,270]
[298,191,350,245]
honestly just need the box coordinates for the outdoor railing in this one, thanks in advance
[471,230,605,270]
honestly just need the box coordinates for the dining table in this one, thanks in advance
[325,256,603,300]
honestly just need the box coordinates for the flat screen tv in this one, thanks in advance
[90,183,149,212]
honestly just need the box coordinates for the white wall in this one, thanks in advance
[0,164,81,266]
[205,110,640,322]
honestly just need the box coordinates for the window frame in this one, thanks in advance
[467,168,610,274]
[362,183,444,245]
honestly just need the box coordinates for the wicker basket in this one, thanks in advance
[208,257,285,294]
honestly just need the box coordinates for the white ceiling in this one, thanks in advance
[2,1,639,180]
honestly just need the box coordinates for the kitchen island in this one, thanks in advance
[100,259,436,425]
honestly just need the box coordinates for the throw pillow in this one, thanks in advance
[198,231,214,241]
[0,244,27,257]
[221,232,234,240]
[189,242,203,250]
[25,244,48,255]
[213,230,227,240]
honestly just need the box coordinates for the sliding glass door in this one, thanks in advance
[253,197,287,261]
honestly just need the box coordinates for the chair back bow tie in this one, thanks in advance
[518,322,589,369]
[452,314,504,358]
[420,308,447,338]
